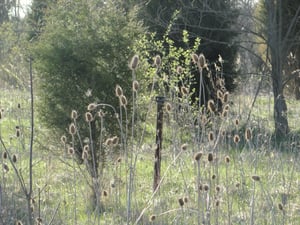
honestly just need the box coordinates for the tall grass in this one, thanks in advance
[1,55,300,225]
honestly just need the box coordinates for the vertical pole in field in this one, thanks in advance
[153,96,165,192]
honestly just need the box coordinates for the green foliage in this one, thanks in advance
[128,0,239,94]
[31,0,144,136]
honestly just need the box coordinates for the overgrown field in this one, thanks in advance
[0,88,300,225]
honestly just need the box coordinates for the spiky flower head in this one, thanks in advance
[69,123,76,135]
[132,80,139,92]
[87,103,97,111]
[154,55,161,67]
[115,85,123,97]
[129,55,139,70]
[198,53,206,69]
[85,112,93,122]
[71,110,78,120]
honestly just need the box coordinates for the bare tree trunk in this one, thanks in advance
[267,0,290,138]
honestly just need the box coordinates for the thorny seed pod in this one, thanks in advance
[194,151,203,161]
[102,190,108,197]
[105,138,113,146]
[223,92,229,103]
[132,80,139,92]
[129,55,139,70]
[97,110,105,118]
[154,55,161,67]
[165,102,172,112]
[149,214,156,222]
[233,134,240,144]
[204,184,209,191]
[199,184,203,191]
[215,185,221,192]
[16,220,23,225]
[117,157,122,163]
[68,147,75,155]
[225,156,230,163]
[208,152,214,162]
[115,85,123,97]
[16,126,20,137]
[87,103,97,111]
[85,112,93,122]
[120,95,127,107]
[2,151,7,159]
[217,89,223,100]
[176,66,183,74]
[245,128,252,141]
[278,203,284,211]
[35,217,43,225]
[212,174,216,180]
[215,199,220,207]
[180,86,189,95]
[82,150,88,160]
[198,53,206,69]
[61,135,67,144]
[181,143,188,151]
[234,118,239,126]
[12,154,17,163]
[184,196,188,203]
[178,198,184,206]
[251,175,260,182]
[191,53,199,64]
[222,110,228,118]
[208,131,214,142]
[71,110,78,120]
[207,100,215,113]
[112,136,119,146]
[223,104,230,111]
[3,163,9,172]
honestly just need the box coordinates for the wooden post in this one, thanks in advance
[153,96,165,192]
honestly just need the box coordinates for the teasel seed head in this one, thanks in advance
[204,184,209,191]
[199,184,203,191]
[119,95,127,107]
[112,136,119,146]
[132,80,139,92]
[234,118,239,126]
[69,123,76,135]
[222,110,228,118]
[129,54,139,70]
[68,147,75,155]
[105,138,113,146]
[223,92,229,103]
[117,157,122,163]
[3,163,9,172]
[71,110,78,120]
[61,135,67,144]
[12,154,17,163]
[178,198,184,206]
[251,175,260,182]
[82,149,88,160]
[217,89,223,100]
[208,131,214,142]
[180,86,189,95]
[207,99,215,113]
[208,152,214,162]
[115,85,123,97]
[35,217,42,225]
[215,185,221,192]
[165,102,172,112]
[194,151,203,161]
[184,196,188,203]
[198,53,206,69]
[102,190,108,197]
[223,104,230,111]
[278,203,284,211]
[16,126,20,137]
[191,53,199,64]
[245,128,252,141]
[2,151,7,159]
[0,110,2,119]
[225,155,230,163]
[97,110,105,118]
[215,199,220,207]
[85,112,93,122]
[176,66,183,74]
[154,55,161,67]
[16,220,23,225]
[149,214,156,222]
[87,103,97,111]
[233,134,240,144]
[181,143,188,151]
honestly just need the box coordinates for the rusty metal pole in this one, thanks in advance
[153,96,165,192]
